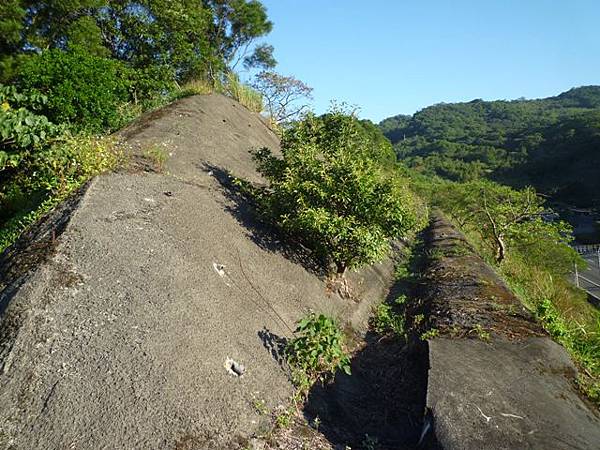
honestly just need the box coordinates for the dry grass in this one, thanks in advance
[178,79,214,96]
[221,72,263,113]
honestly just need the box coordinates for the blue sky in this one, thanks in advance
[254,0,600,122]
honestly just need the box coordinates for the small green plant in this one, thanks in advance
[362,434,379,450]
[420,328,439,340]
[469,324,490,341]
[413,314,425,326]
[286,313,351,395]
[143,145,169,172]
[372,302,405,336]
[312,416,321,432]
[394,264,411,279]
[274,406,294,429]
[252,398,268,416]
[175,79,214,98]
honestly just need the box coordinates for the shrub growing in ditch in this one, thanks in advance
[286,313,351,395]
[372,296,406,337]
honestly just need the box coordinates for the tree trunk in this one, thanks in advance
[335,261,347,278]
[495,235,506,263]
[332,261,352,298]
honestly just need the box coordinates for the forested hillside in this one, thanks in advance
[380,86,600,208]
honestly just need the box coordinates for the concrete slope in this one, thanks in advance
[0,94,393,449]
[422,215,600,450]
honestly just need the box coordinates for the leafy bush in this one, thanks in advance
[16,48,132,132]
[0,134,121,252]
[286,313,351,394]
[253,111,426,276]
[0,85,62,171]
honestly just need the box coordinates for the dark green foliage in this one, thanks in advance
[358,119,398,168]
[380,86,600,208]
[16,48,131,132]
[286,313,351,394]
[0,1,274,84]
[253,111,425,275]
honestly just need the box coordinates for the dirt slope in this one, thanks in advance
[0,94,393,449]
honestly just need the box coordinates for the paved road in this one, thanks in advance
[577,252,600,301]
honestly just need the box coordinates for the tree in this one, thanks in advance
[252,111,425,278]
[203,0,274,73]
[242,43,276,71]
[252,71,313,123]
[436,179,574,264]
[0,1,275,83]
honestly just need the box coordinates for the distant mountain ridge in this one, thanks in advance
[380,86,600,208]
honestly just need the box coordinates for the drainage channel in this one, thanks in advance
[300,239,441,450]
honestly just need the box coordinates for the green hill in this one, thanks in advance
[380,86,600,208]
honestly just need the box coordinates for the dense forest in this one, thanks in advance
[379,86,600,208]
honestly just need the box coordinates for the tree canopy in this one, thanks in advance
[0,0,274,83]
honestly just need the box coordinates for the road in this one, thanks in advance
[577,252,600,302]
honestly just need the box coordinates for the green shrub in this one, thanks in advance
[253,110,426,276]
[16,48,132,132]
[286,313,351,395]
[0,85,62,172]
[0,134,121,252]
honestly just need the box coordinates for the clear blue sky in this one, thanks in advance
[255,0,600,122]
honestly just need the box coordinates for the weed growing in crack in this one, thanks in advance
[470,324,491,341]
[372,300,406,337]
[143,144,169,172]
[420,328,439,340]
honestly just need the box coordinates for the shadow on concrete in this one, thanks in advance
[255,263,440,449]
[201,163,328,278]
[257,327,289,370]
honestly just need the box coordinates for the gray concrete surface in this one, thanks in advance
[423,215,600,450]
[428,337,600,450]
[0,94,393,449]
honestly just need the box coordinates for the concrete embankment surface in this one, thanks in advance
[423,215,600,449]
[0,94,393,449]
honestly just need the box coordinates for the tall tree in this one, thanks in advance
[0,0,274,82]
[203,0,274,74]
[252,71,312,123]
